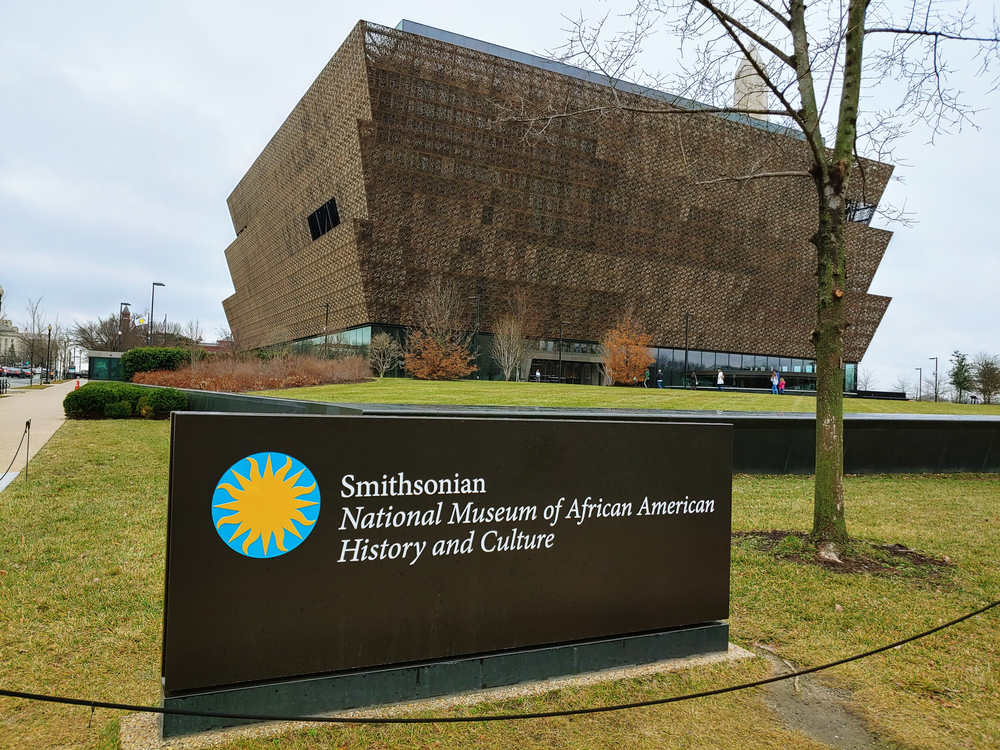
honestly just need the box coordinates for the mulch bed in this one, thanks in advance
[732,530,953,578]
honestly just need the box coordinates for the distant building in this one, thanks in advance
[0,319,22,365]
[221,20,893,389]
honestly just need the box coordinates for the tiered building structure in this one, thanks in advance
[221,20,893,389]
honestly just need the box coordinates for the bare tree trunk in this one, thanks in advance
[808,0,867,552]
[811,194,848,549]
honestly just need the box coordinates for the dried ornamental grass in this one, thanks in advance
[132,356,369,392]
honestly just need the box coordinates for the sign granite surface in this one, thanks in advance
[162,413,732,694]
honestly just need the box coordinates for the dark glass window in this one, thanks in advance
[845,200,876,224]
[308,198,341,240]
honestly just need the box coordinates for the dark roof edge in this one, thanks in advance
[393,19,806,141]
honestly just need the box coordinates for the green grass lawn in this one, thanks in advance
[0,422,997,749]
[255,378,1000,415]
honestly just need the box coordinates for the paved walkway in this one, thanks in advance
[0,380,78,492]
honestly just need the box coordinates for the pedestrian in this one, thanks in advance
[690,371,698,390]
[717,369,724,391]
[656,369,663,388]
[643,368,650,388]
[535,368,541,383]
[770,370,779,394]
[778,376,786,394]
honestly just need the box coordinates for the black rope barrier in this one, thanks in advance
[0,420,29,483]
[0,598,996,725]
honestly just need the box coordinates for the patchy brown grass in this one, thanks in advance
[2,428,997,749]
[132,356,370,393]
[733,530,954,579]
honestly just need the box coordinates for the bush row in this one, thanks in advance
[63,382,188,419]
[132,355,370,392]
[121,347,190,381]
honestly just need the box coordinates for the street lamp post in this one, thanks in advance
[323,303,330,359]
[149,282,165,346]
[929,357,938,402]
[915,367,922,401]
[118,302,131,352]
[683,312,693,385]
[45,324,51,384]
[468,295,480,378]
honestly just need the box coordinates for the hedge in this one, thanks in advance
[121,347,190,381]
[63,383,188,419]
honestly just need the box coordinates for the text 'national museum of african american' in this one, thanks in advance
[221,19,892,390]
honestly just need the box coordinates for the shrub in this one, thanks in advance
[121,347,190,381]
[137,388,188,418]
[104,400,132,419]
[64,382,187,419]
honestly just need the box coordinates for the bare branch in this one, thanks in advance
[691,0,795,65]
[865,27,1000,43]
[694,170,812,185]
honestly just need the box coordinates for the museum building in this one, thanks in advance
[221,20,893,390]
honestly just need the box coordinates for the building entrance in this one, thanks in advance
[529,359,601,385]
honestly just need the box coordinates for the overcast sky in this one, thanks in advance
[1,0,997,392]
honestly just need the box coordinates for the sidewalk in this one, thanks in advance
[0,380,78,492]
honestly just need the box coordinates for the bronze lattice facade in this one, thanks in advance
[222,20,892,380]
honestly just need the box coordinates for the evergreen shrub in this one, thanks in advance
[137,388,188,418]
[63,382,187,419]
[104,400,132,419]
[121,347,190,381]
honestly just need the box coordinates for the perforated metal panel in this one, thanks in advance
[223,21,892,362]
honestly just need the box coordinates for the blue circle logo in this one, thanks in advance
[212,453,321,558]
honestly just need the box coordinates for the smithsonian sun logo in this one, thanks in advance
[212,453,321,558]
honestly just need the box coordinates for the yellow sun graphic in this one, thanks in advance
[213,453,319,557]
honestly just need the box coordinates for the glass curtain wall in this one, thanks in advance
[286,326,858,392]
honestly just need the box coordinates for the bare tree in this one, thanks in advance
[216,324,252,360]
[858,366,880,391]
[489,292,531,381]
[47,320,70,378]
[71,315,120,351]
[404,279,477,380]
[18,297,47,376]
[510,0,1000,556]
[973,352,1000,405]
[890,374,911,398]
[368,332,403,377]
[921,374,939,402]
[71,312,146,351]
[182,319,204,364]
